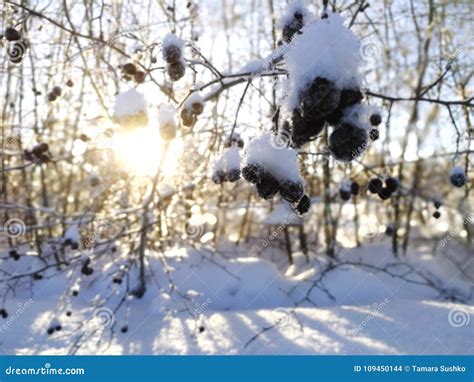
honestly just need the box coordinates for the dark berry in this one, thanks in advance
[33,273,43,280]
[9,250,20,261]
[47,327,55,335]
[163,45,182,64]
[113,277,122,284]
[385,225,394,236]
[450,173,466,188]
[385,177,399,193]
[5,27,21,41]
[434,200,442,209]
[32,145,43,157]
[256,172,279,200]
[211,170,226,185]
[122,63,137,75]
[227,169,241,183]
[369,114,382,126]
[0,309,8,319]
[66,79,74,87]
[121,326,128,333]
[131,286,146,299]
[191,101,204,115]
[167,62,185,81]
[90,177,101,187]
[279,180,304,204]
[242,164,261,184]
[134,71,146,83]
[63,238,73,247]
[339,88,363,108]
[55,325,62,331]
[433,211,441,219]
[24,149,34,161]
[300,77,340,119]
[340,189,351,201]
[350,181,360,195]
[180,108,195,127]
[198,326,205,333]
[378,187,392,200]
[290,109,325,147]
[72,290,79,296]
[66,311,72,317]
[369,129,379,141]
[39,142,49,152]
[70,241,79,250]
[52,86,62,97]
[47,92,57,102]
[368,178,383,194]
[295,194,311,215]
[328,122,368,162]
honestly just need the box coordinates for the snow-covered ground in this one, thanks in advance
[1,242,473,355]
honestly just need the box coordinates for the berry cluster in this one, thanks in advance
[63,238,79,250]
[4,27,27,64]
[47,86,62,102]
[339,180,360,201]
[0,308,8,319]
[81,257,94,276]
[432,199,442,219]
[223,133,244,149]
[212,146,242,184]
[368,177,399,200]
[180,94,204,127]
[282,11,305,43]
[47,322,62,335]
[9,249,20,261]
[450,166,466,188]
[121,62,146,84]
[163,34,185,81]
[242,162,308,213]
[24,142,51,164]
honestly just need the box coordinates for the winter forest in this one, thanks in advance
[0,0,473,355]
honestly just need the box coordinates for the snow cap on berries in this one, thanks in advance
[162,33,185,63]
[284,13,361,109]
[245,132,303,184]
[113,89,148,127]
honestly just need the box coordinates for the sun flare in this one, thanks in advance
[111,127,181,177]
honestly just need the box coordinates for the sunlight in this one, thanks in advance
[111,127,182,177]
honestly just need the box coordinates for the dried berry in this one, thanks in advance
[167,62,185,81]
[134,70,146,83]
[242,164,261,184]
[370,113,382,126]
[5,27,21,41]
[163,45,182,64]
[279,180,304,204]
[256,171,279,200]
[350,181,360,195]
[368,178,383,194]
[369,129,379,141]
[122,63,137,75]
[385,177,399,193]
[295,194,311,215]
[378,187,392,200]
[433,211,441,219]
[328,122,368,162]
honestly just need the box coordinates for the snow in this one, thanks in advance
[1,242,473,355]
[244,132,302,183]
[277,0,312,30]
[284,13,361,109]
[183,92,203,110]
[63,224,80,242]
[158,104,176,127]
[162,33,184,51]
[451,165,465,176]
[261,202,302,225]
[223,146,241,172]
[113,89,147,120]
